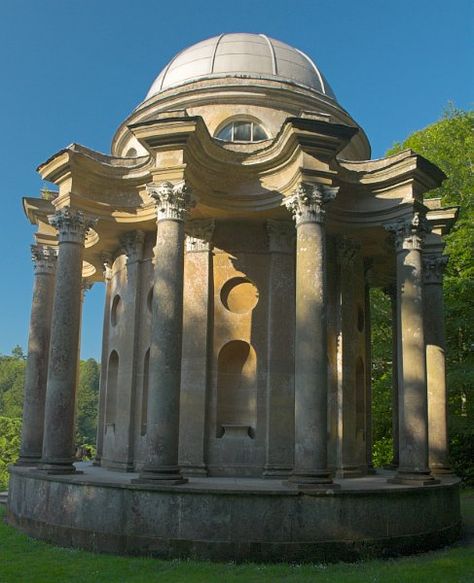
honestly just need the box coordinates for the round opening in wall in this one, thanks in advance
[221,277,259,314]
[111,295,122,327]
[357,304,364,332]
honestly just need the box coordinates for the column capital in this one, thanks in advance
[147,181,196,222]
[283,182,338,226]
[384,212,431,252]
[120,230,145,263]
[423,254,448,284]
[185,219,215,252]
[31,245,58,275]
[49,207,96,244]
[266,220,295,253]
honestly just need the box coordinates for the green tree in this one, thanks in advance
[0,416,21,489]
[75,358,100,445]
[0,350,26,419]
[371,106,474,480]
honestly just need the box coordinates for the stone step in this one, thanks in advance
[0,491,8,506]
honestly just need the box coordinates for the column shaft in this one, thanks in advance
[424,253,452,473]
[364,270,375,473]
[383,286,399,469]
[17,246,57,465]
[385,214,438,485]
[283,182,338,488]
[94,257,113,466]
[40,208,94,474]
[137,181,194,484]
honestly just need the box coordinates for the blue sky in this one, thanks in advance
[0,0,472,360]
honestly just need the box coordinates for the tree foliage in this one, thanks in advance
[75,358,100,445]
[372,106,474,480]
[0,416,21,490]
[0,348,100,486]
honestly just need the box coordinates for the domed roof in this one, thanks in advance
[145,33,337,101]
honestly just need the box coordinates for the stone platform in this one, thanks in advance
[6,463,461,562]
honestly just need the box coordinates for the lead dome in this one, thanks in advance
[144,33,337,100]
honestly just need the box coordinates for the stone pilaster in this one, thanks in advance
[40,207,96,474]
[94,255,113,466]
[283,182,339,489]
[180,219,215,476]
[384,213,438,485]
[136,182,195,484]
[423,252,453,474]
[17,245,57,465]
[334,237,363,478]
[106,230,145,471]
[263,220,295,478]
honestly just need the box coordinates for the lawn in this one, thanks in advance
[0,492,473,583]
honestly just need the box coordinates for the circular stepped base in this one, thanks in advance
[7,463,461,562]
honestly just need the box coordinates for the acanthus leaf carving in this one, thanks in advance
[283,182,338,226]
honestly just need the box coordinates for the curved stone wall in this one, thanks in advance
[7,466,461,562]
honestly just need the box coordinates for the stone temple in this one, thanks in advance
[8,33,461,561]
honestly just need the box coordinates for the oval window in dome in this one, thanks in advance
[216,120,268,143]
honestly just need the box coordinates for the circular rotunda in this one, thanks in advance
[8,33,461,562]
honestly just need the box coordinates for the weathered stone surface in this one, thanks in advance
[7,466,461,562]
[14,34,461,561]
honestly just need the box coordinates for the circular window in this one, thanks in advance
[357,304,365,333]
[215,120,268,143]
[221,277,259,314]
[111,295,122,327]
[125,147,137,157]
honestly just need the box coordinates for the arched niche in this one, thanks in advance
[105,350,119,430]
[216,340,257,438]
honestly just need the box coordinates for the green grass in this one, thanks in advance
[1,493,473,583]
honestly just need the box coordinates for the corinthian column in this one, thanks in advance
[17,245,57,465]
[40,207,95,474]
[136,181,195,484]
[283,182,339,489]
[384,213,438,485]
[423,252,453,474]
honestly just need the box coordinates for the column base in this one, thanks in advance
[15,455,41,467]
[132,465,188,486]
[431,463,456,476]
[388,470,440,486]
[262,465,292,479]
[285,470,340,491]
[181,464,208,477]
[334,465,364,479]
[37,459,81,475]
